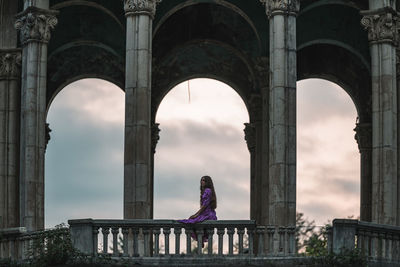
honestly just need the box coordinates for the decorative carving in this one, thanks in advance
[259,0,300,17]
[244,123,256,152]
[15,7,58,45]
[354,122,372,152]
[124,0,162,18]
[45,123,52,152]
[0,50,21,79]
[361,7,399,44]
[151,123,160,153]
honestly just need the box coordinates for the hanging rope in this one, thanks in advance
[187,80,191,103]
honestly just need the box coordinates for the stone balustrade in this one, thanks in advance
[68,219,296,258]
[0,227,69,260]
[329,219,400,263]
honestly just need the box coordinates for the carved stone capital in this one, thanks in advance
[361,7,399,45]
[0,49,22,79]
[151,123,160,154]
[45,123,52,152]
[124,0,161,18]
[259,0,300,17]
[15,7,58,45]
[244,123,256,152]
[354,122,372,152]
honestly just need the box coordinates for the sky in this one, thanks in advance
[45,78,359,228]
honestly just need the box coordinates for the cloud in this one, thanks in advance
[45,78,360,229]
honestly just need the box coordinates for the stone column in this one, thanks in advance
[361,6,398,225]
[0,50,21,229]
[123,0,160,219]
[150,123,160,219]
[354,122,372,222]
[15,6,57,231]
[260,0,299,227]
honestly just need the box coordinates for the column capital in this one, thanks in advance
[259,0,300,17]
[14,6,58,45]
[151,123,160,154]
[244,123,256,152]
[0,49,22,79]
[354,122,372,152]
[361,7,400,45]
[123,0,161,18]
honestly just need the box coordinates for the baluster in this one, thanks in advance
[197,229,204,255]
[371,231,378,260]
[248,228,254,256]
[217,228,224,256]
[175,227,181,255]
[153,228,160,256]
[164,228,171,255]
[257,226,266,256]
[112,227,119,256]
[238,228,244,255]
[364,230,371,257]
[185,228,193,255]
[227,228,234,255]
[278,227,285,255]
[378,232,384,260]
[143,228,151,256]
[132,228,139,256]
[287,226,296,255]
[102,227,110,254]
[386,233,392,261]
[92,227,99,256]
[357,229,363,251]
[121,228,129,257]
[207,228,214,255]
[394,234,400,262]
[266,226,274,256]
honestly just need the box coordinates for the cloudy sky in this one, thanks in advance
[45,78,359,228]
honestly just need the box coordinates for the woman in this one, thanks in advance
[179,175,217,224]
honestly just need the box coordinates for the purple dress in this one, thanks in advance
[179,188,217,224]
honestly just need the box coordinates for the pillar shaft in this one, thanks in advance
[0,50,21,228]
[354,123,372,222]
[263,0,299,227]
[15,6,57,231]
[361,7,398,225]
[123,0,159,219]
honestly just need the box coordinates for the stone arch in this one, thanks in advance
[297,43,371,123]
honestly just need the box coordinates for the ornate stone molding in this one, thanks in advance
[0,49,22,79]
[361,7,399,45]
[354,122,372,152]
[259,0,300,17]
[45,123,52,152]
[244,123,256,152]
[151,123,160,154]
[15,6,58,45]
[124,0,162,18]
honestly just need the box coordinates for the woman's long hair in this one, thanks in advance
[200,175,217,209]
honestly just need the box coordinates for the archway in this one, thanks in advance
[297,78,360,226]
[45,79,124,227]
[153,78,250,220]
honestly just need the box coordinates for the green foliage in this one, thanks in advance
[311,248,367,267]
[26,223,84,267]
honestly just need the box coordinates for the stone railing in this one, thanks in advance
[68,219,296,257]
[328,219,400,263]
[0,227,69,260]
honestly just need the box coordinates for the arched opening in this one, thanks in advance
[154,78,250,220]
[45,78,124,228]
[297,78,360,226]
